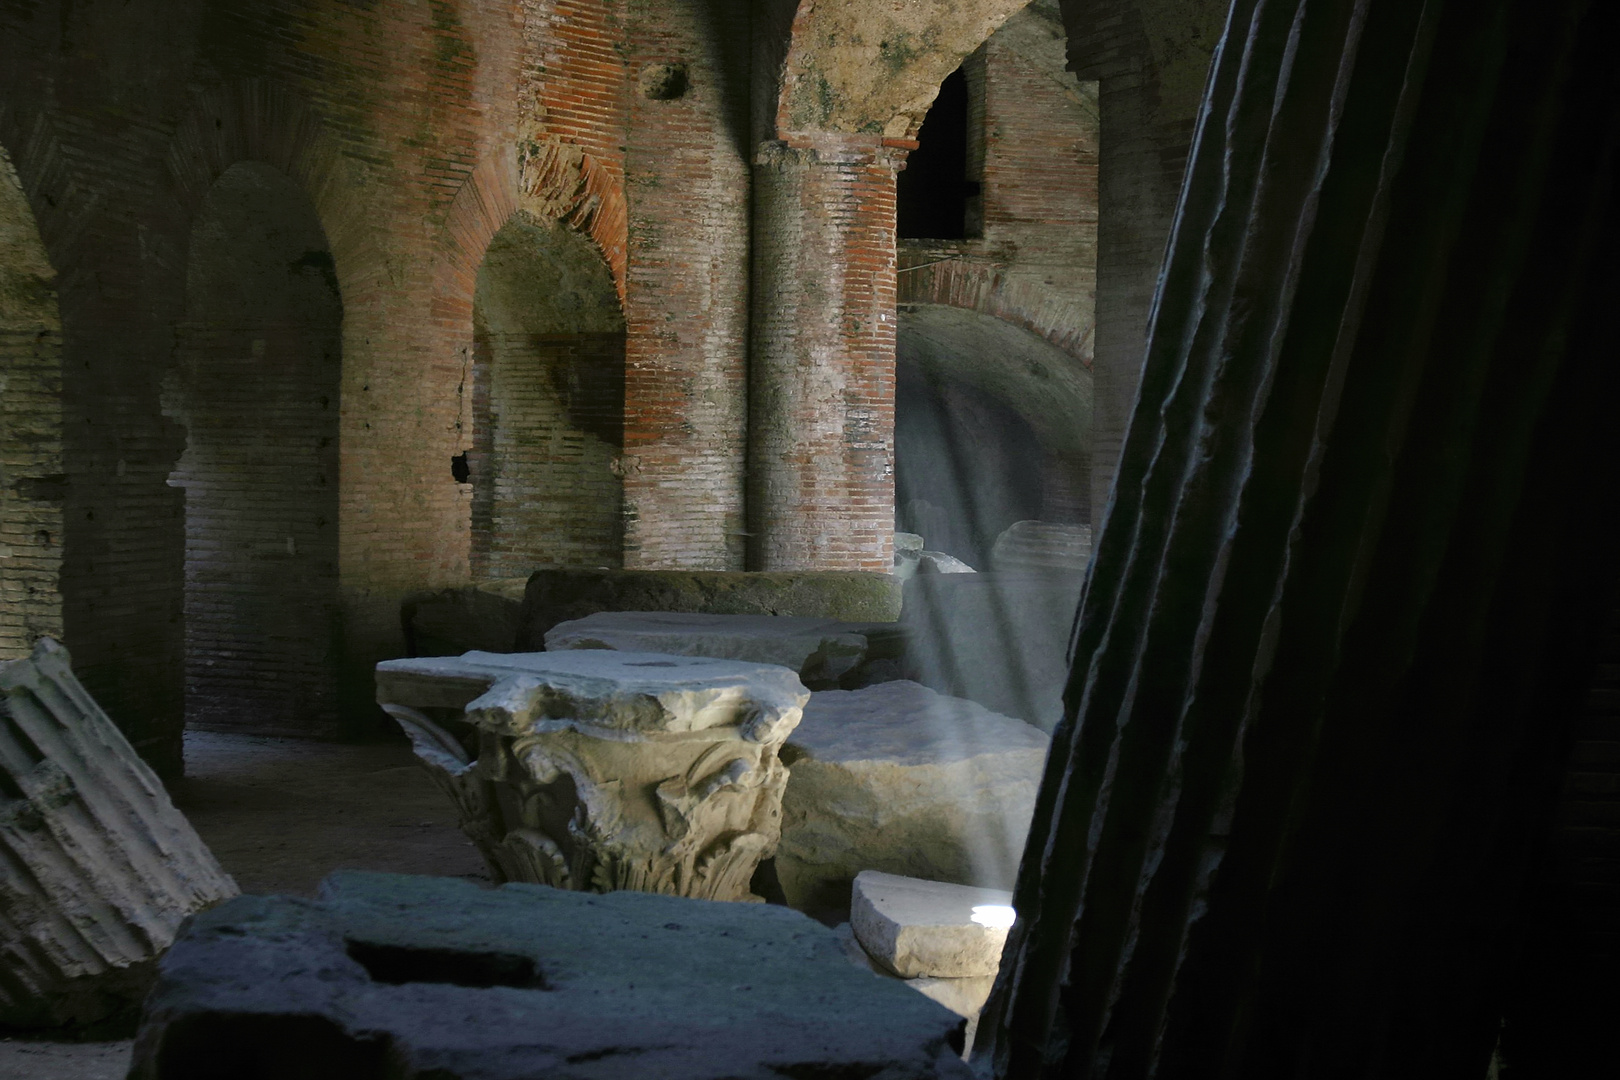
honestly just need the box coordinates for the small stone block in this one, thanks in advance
[851,870,1015,979]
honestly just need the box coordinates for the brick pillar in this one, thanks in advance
[747,135,905,573]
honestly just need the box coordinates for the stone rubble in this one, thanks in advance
[0,639,238,1028]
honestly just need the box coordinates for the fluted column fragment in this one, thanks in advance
[0,639,237,1027]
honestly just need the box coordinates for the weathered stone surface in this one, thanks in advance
[129,871,973,1079]
[852,871,1014,979]
[990,520,1092,572]
[515,568,903,650]
[0,639,238,1028]
[544,610,903,690]
[901,569,1086,731]
[376,650,807,901]
[917,551,977,574]
[776,681,1049,919]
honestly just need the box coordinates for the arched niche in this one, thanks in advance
[896,304,1092,567]
[166,161,343,737]
[0,143,64,658]
[470,213,626,578]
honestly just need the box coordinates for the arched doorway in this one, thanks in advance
[167,162,343,737]
[469,214,625,578]
[0,143,64,659]
[896,304,1092,569]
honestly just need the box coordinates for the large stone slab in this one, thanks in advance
[544,610,903,689]
[514,568,902,649]
[775,680,1049,919]
[376,650,808,901]
[851,871,1014,979]
[0,639,238,1028]
[129,871,973,1079]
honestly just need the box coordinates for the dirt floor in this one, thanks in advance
[0,730,487,1079]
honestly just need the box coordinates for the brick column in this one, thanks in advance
[747,135,906,573]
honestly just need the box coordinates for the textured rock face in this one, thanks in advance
[776,681,1049,919]
[544,610,902,690]
[0,639,238,1028]
[129,871,973,1080]
[376,650,808,901]
[851,871,1014,979]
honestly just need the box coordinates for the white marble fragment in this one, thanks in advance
[376,650,808,901]
[851,870,1015,979]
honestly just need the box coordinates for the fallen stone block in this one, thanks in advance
[775,680,1048,920]
[128,871,973,1079]
[376,650,808,901]
[514,568,902,649]
[851,870,1015,979]
[544,610,904,690]
[0,639,238,1028]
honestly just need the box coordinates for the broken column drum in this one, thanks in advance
[375,650,809,901]
[0,639,238,1028]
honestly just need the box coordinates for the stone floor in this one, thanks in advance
[0,730,487,1079]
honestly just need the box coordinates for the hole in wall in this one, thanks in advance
[345,940,546,989]
[451,452,470,484]
[898,66,978,241]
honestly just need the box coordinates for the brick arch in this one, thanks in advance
[898,257,1094,369]
[163,80,386,299]
[437,138,627,328]
[0,108,112,308]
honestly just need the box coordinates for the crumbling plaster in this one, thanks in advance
[777,0,1034,138]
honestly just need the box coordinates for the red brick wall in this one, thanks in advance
[470,331,626,577]
[749,136,903,573]
[619,0,752,570]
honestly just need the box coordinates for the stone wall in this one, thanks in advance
[0,0,1114,765]
[620,0,753,571]
[470,214,625,579]
[894,0,1100,559]
[0,144,63,660]
[167,162,344,738]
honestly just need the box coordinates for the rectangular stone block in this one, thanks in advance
[851,870,1015,979]
[129,871,974,1079]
